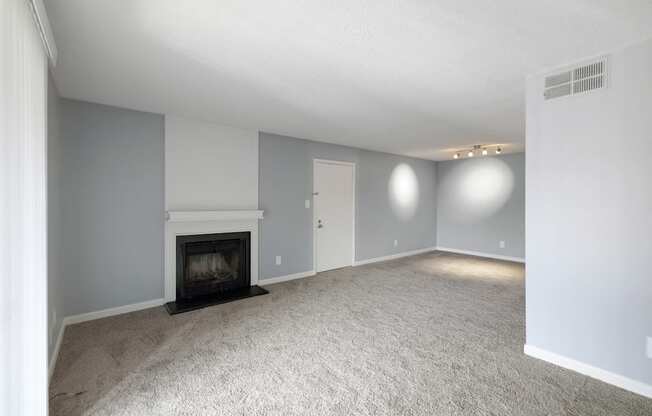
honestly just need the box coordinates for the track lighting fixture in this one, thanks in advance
[451,145,503,160]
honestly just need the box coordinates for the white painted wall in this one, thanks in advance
[526,38,652,395]
[165,116,259,211]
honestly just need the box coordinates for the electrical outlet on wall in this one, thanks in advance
[305,199,310,209]
[499,241,506,249]
[647,336,652,359]
[394,240,398,247]
[275,256,282,266]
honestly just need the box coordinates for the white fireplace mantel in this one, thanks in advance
[164,209,263,302]
[167,210,264,222]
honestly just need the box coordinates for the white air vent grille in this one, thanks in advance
[544,58,607,100]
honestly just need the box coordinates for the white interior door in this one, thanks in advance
[314,160,355,272]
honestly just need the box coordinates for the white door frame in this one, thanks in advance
[312,159,356,272]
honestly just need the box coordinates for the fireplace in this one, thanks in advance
[177,232,250,299]
[165,230,268,314]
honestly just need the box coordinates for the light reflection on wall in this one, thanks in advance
[389,163,420,221]
[439,157,514,223]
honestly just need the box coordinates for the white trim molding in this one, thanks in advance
[48,323,65,379]
[64,298,166,326]
[259,270,317,286]
[524,344,652,399]
[27,0,57,65]
[353,247,437,266]
[435,246,525,263]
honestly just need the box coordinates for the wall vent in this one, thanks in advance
[544,58,607,100]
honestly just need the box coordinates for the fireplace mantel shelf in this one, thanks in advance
[166,210,264,222]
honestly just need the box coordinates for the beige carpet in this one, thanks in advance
[50,251,651,415]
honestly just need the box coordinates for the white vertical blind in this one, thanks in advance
[0,0,49,414]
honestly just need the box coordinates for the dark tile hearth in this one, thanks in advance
[165,285,269,315]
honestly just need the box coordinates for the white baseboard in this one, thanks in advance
[261,246,440,282]
[259,270,316,286]
[524,344,652,399]
[48,297,166,381]
[63,298,166,326]
[353,246,438,266]
[436,246,525,263]
[48,322,66,380]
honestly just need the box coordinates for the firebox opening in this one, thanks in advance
[176,232,251,301]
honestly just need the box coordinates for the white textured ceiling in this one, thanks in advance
[46,0,652,160]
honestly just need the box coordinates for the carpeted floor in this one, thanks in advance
[50,251,651,415]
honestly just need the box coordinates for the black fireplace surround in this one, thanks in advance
[165,231,268,314]
[177,231,250,298]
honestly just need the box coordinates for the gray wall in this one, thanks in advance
[259,133,437,280]
[526,38,652,386]
[436,153,525,259]
[47,73,64,362]
[60,100,165,316]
